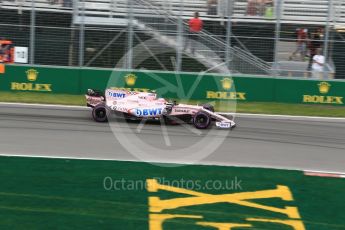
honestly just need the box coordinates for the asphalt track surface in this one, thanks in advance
[0,103,344,173]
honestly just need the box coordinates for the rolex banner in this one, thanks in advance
[0,65,80,94]
[0,65,344,106]
[79,68,275,102]
[275,79,345,105]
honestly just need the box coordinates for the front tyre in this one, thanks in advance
[193,111,211,129]
[92,104,109,122]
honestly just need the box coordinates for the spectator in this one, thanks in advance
[307,29,322,74]
[316,27,324,49]
[257,0,266,16]
[264,1,274,19]
[207,0,218,16]
[317,27,325,40]
[312,49,325,79]
[0,44,4,55]
[289,28,308,61]
[246,0,273,16]
[246,0,258,16]
[0,44,10,62]
[184,12,203,54]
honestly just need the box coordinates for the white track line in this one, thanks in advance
[304,170,345,178]
[0,102,87,109]
[230,113,345,121]
[1,152,345,176]
[1,102,345,121]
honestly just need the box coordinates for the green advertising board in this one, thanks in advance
[275,79,345,106]
[80,68,112,93]
[80,69,275,102]
[0,65,344,106]
[0,65,80,94]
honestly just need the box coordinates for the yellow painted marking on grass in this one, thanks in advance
[196,222,252,229]
[147,179,300,218]
[147,178,306,230]
[149,214,202,230]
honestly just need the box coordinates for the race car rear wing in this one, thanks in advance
[87,89,103,97]
[85,89,104,108]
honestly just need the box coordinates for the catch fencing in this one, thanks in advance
[0,0,345,79]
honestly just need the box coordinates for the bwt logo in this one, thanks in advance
[108,91,126,98]
[136,108,163,116]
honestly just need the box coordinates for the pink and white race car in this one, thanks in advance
[85,89,236,129]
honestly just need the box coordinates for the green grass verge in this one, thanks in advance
[0,91,345,117]
[0,156,344,229]
[236,102,345,117]
[0,92,85,106]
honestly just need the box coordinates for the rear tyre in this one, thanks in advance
[92,104,109,122]
[193,111,211,129]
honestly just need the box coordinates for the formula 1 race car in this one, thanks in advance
[85,89,236,129]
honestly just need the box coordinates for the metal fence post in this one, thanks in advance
[126,0,134,70]
[29,0,36,65]
[272,0,283,77]
[69,0,77,66]
[78,0,85,67]
[225,0,233,73]
[176,0,184,72]
[323,0,332,79]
